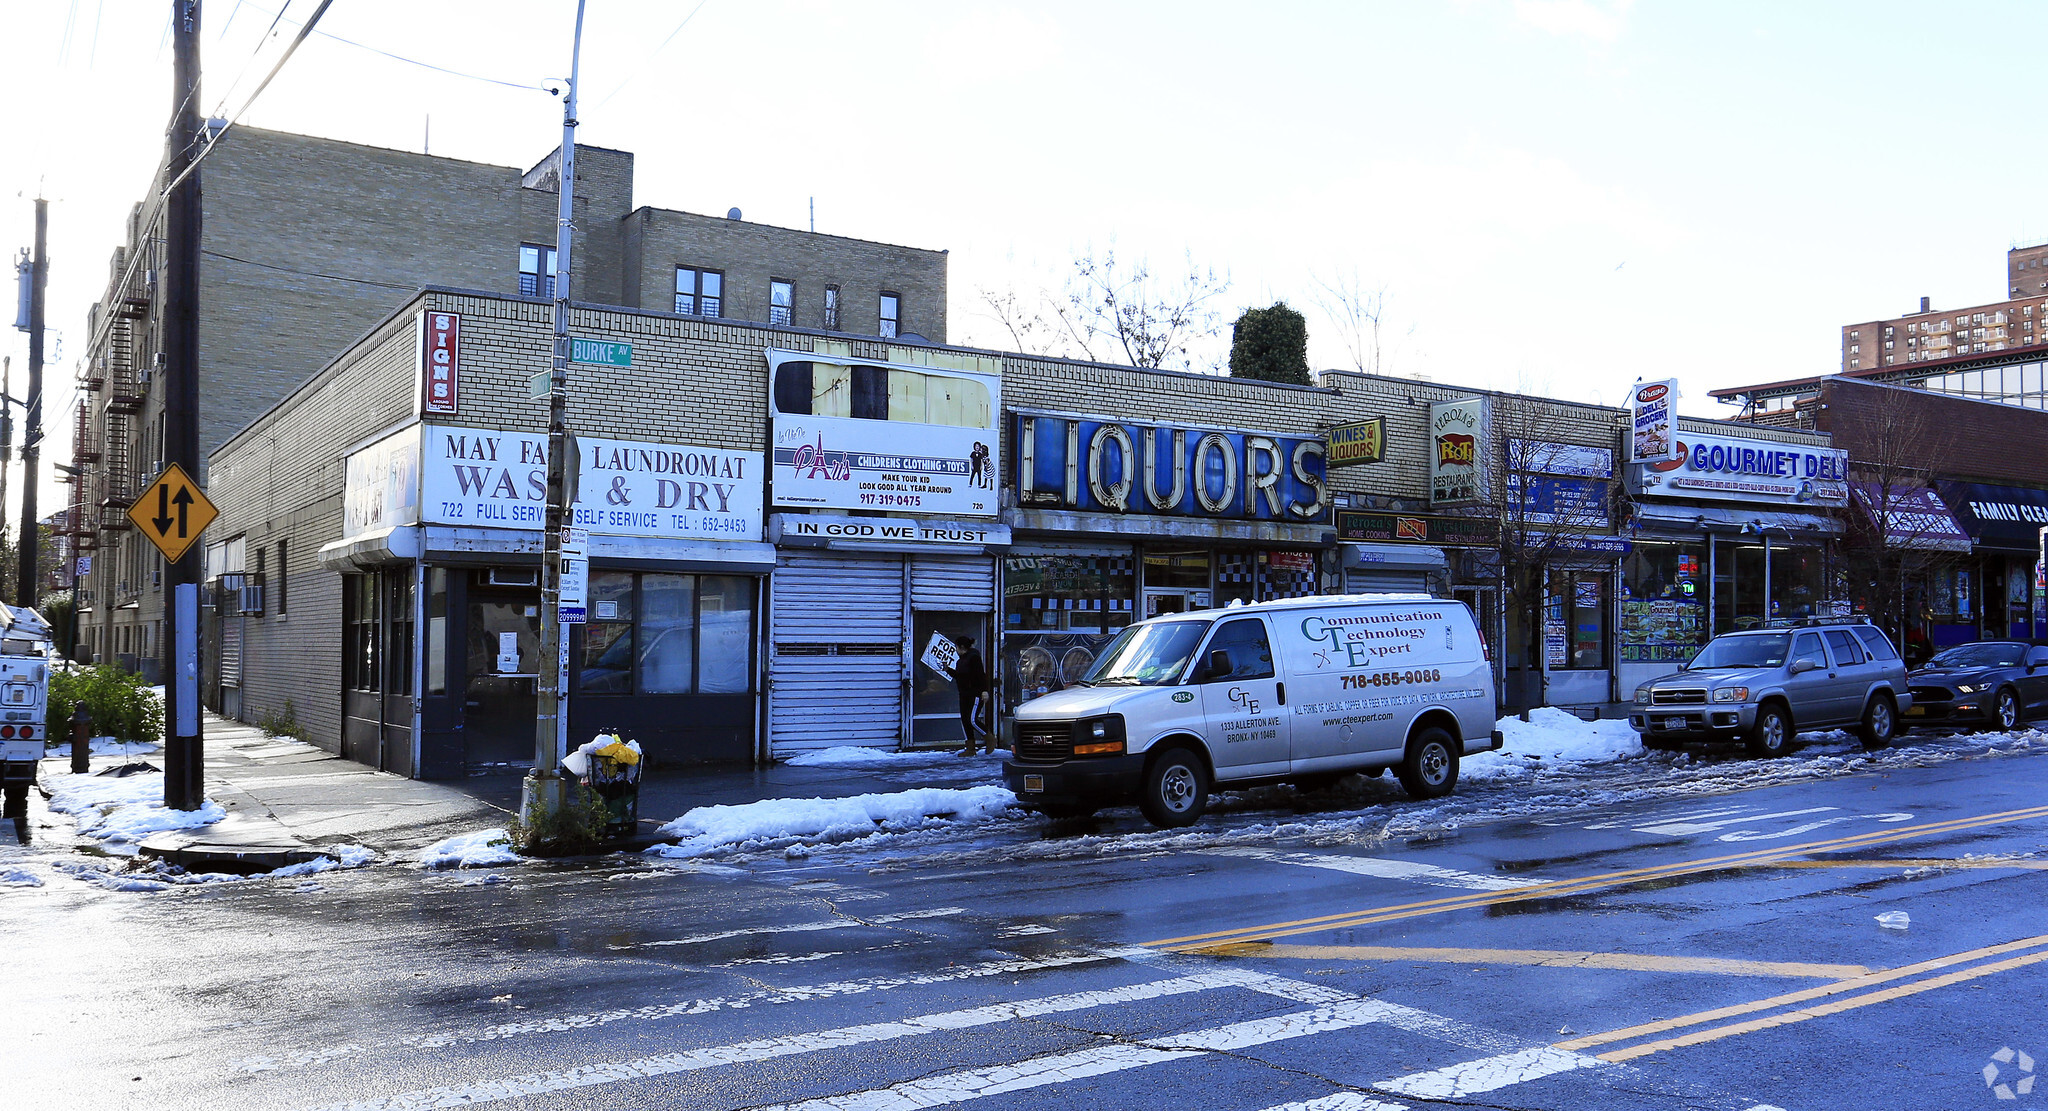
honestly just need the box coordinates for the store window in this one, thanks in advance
[344,574,380,692]
[575,572,757,696]
[1621,542,1707,663]
[1546,567,1609,670]
[1929,565,1974,620]
[1004,551,1136,634]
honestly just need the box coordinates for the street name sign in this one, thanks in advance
[127,464,218,563]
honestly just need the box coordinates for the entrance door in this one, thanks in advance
[1194,616,1290,778]
[1144,589,1192,619]
[910,611,990,744]
[464,590,541,770]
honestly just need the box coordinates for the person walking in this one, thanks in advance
[954,636,989,756]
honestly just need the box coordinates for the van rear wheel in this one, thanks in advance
[1139,746,1208,829]
[1397,727,1459,799]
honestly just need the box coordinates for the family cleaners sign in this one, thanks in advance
[418,424,763,541]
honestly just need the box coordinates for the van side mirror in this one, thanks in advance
[1204,649,1232,681]
[1789,657,1821,675]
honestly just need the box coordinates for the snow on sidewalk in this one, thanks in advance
[1459,707,1645,781]
[42,770,225,850]
[649,785,1021,858]
[417,828,523,870]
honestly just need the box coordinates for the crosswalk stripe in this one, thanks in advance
[240,946,1159,1075]
[1253,1094,1408,1111]
[749,1001,1408,1111]
[1198,847,1538,891]
[296,969,1277,1110]
[1375,1045,1607,1099]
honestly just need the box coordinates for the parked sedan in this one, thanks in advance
[1904,641,2048,732]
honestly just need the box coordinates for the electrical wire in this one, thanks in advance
[199,249,415,291]
[232,0,546,93]
[161,0,336,198]
[590,0,711,111]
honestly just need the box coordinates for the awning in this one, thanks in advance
[1629,504,1842,538]
[1849,482,1972,552]
[318,525,779,573]
[1340,541,1449,573]
[1935,481,2048,554]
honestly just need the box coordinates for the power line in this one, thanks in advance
[235,0,547,92]
[591,0,712,111]
[199,248,414,291]
[161,0,336,198]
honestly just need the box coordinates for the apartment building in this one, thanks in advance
[66,125,947,677]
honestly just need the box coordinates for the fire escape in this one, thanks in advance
[99,269,149,534]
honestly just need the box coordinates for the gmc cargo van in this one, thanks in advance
[1002,594,1502,828]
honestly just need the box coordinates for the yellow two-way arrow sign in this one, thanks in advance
[126,464,218,563]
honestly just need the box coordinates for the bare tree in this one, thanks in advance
[975,286,1059,357]
[1049,248,1232,372]
[1311,268,1410,376]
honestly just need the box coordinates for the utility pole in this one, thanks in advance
[162,0,204,812]
[18,203,44,612]
[522,0,588,830]
[0,357,11,594]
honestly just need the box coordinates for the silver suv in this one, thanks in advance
[1629,619,1911,757]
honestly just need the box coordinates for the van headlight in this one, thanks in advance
[1713,687,1750,702]
[1072,715,1126,756]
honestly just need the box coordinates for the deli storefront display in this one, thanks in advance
[1934,481,2048,643]
[1623,428,1849,692]
[1004,410,1333,712]
[763,349,1006,755]
[323,421,772,779]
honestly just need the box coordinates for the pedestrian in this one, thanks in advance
[955,636,989,756]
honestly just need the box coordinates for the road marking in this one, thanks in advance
[294,969,1282,1110]
[1254,1095,1407,1111]
[639,906,966,947]
[1592,942,2048,1063]
[1556,934,2048,1052]
[1148,804,2048,950]
[1757,857,2048,871]
[1716,812,1913,842]
[1199,847,1538,891]
[747,1001,1409,1111]
[1636,807,1839,836]
[1377,1045,1606,1099]
[238,946,1159,1074]
[1209,942,1870,980]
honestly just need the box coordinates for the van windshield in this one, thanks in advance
[1082,620,1213,686]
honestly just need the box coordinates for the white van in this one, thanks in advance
[1002,594,1502,828]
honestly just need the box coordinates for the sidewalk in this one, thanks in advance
[125,717,1010,869]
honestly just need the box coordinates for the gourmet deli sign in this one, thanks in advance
[1013,412,1330,522]
[417,424,763,541]
[1634,431,1848,506]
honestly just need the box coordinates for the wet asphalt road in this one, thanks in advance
[9,732,2048,1111]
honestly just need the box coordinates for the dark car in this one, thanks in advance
[1905,641,2048,732]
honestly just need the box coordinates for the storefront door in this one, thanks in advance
[463,589,540,770]
[910,611,991,744]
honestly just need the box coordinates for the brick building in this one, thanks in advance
[67,125,947,678]
[206,284,1844,774]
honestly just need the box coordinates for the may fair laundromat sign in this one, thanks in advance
[419,424,763,541]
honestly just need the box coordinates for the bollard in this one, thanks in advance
[69,705,91,775]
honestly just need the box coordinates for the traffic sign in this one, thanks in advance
[127,464,218,563]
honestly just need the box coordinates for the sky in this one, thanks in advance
[4,0,2046,523]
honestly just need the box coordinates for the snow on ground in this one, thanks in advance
[649,785,1020,859]
[784,745,1011,767]
[418,829,522,870]
[1460,708,1644,780]
[34,845,379,892]
[44,736,161,758]
[41,771,224,851]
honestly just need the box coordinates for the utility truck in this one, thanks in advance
[0,604,52,827]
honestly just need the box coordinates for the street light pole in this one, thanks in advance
[522,0,588,831]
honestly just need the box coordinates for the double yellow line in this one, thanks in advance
[1149,803,2048,951]
[1569,934,2048,1061]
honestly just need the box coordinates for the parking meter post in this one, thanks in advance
[69,705,90,775]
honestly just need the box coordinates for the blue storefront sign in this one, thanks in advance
[1507,474,1611,529]
[1013,412,1330,522]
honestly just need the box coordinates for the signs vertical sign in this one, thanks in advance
[1429,398,1485,506]
[558,526,589,624]
[420,311,460,415]
[1629,379,1679,463]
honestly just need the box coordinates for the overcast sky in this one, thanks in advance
[4,1,2045,521]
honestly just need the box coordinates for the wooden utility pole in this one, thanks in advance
[162,0,204,811]
[17,203,44,610]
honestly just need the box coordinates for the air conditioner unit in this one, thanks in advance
[488,568,539,587]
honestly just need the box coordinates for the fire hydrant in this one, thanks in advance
[69,705,91,775]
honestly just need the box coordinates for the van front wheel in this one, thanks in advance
[1140,747,1209,829]
[1398,727,1460,799]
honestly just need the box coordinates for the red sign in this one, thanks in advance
[1436,433,1475,467]
[421,312,460,414]
[1267,551,1315,572]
